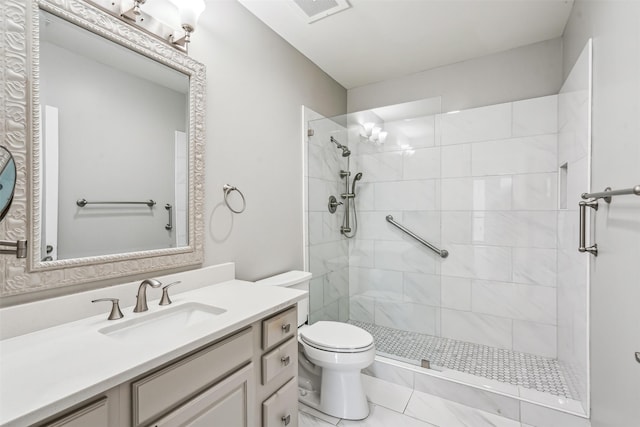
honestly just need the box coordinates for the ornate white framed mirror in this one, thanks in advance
[0,0,205,296]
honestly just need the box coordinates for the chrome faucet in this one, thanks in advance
[133,279,162,313]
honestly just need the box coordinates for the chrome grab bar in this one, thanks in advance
[386,215,448,258]
[578,200,598,256]
[581,185,640,203]
[76,198,156,207]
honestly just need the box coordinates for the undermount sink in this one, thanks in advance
[99,302,226,340]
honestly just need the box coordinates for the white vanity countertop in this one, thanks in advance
[0,280,306,427]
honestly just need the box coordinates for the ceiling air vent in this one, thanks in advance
[292,0,351,23]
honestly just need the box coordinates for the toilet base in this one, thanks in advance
[320,369,369,420]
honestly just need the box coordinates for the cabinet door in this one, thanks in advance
[43,398,108,427]
[152,363,255,427]
[133,327,253,426]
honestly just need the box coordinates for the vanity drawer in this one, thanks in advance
[132,327,253,427]
[43,397,108,427]
[262,307,297,350]
[262,337,297,385]
[262,377,298,427]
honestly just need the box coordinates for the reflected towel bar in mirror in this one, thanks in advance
[76,199,156,207]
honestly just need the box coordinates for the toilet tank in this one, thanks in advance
[255,270,311,327]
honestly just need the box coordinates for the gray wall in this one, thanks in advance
[189,0,347,281]
[347,38,563,113]
[562,1,640,425]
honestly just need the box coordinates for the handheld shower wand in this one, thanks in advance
[341,172,363,237]
[351,172,363,195]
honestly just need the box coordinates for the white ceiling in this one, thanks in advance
[237,0,574,89]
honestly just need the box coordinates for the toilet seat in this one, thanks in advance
[300,321,374,353]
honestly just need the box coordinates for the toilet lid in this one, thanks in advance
[300,321,374,353]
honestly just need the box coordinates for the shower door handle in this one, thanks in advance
[578,200,598,256]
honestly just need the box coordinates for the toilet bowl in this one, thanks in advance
[256,271,375,420]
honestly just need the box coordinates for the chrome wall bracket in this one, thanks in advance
[0,239,28,258]
[578,200,598,256]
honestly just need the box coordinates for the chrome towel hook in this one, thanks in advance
[223,184,246,214]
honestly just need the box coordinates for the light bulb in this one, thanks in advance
[371,127,381,141]
[361,122,375,138]
[177,0,205,31]
[378,131,388,144]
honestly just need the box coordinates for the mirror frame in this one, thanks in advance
[0,0,205,296]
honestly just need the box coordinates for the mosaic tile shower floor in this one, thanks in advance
[348,320,580,400]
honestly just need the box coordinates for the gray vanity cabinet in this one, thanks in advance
[33,305,300,427]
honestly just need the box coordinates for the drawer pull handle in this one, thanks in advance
[281,355,291,366]
[281,414,291,425]
[281,323,291,333]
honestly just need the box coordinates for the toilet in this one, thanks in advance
[256,271,375,420]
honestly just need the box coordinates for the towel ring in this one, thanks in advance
[223,184,246,214]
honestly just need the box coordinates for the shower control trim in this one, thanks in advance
[328,196,342,214]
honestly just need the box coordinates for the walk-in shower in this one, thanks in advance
[305,47,592,416]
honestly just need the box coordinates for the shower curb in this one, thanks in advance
[364,355,591,427]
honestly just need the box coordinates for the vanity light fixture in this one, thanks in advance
[168,0,206,48]
[120,0,146,21]
[86,0,206,53]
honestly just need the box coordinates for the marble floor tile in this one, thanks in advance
[362,374,413,413]
[300,402,341,425]
[299,380,526,427]
[299,410,340,427]
[405,390,521,427]
[338,404,437,427]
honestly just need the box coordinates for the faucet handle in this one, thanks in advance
[159,281,182,306]
[92,298,124,320]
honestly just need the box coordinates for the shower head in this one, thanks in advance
[330,136,351,157]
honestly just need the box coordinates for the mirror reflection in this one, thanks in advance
[39,10,190,261]
[0,146,16,222]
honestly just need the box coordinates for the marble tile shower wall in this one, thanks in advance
[348,95,560,359]
[307,117,350,324]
